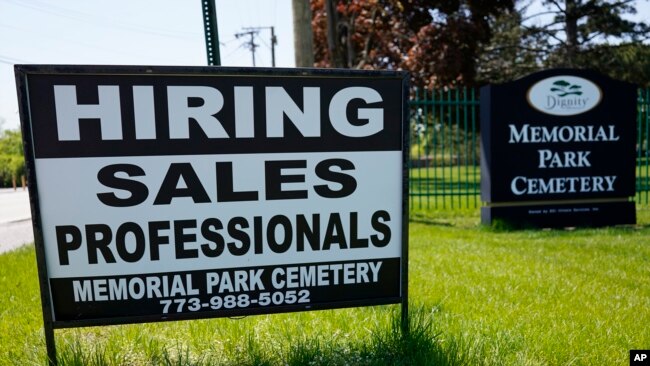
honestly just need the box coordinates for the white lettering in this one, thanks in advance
[508,124,619,144]
[511,176,527,195]
[93,279,108,301]
[605,176,617,191]
[509,124,529,143]
[271,268,285,289]
[510,176,617,195]
[329,87,384,137]
[286,267,299,288]
[54,85,122,141]
[266,87,320,137]
[234,86,254,138]
[206,273,219,295]
[167,86,228,139]
[73,280,93,302]
[369,261,382,282]
[133,86,156,139]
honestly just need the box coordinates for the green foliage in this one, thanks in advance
[477,1,650,84]
[0,129,23,156]
[534,0,650,68]
[576,43,650,87]
[477,7,546,84]
[0,128,25,187]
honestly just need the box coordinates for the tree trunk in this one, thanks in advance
[564,0,579,67]
[325,0,344,67]
[345,16,356,68]
[292,0,314,67]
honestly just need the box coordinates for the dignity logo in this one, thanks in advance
[528,76,602,116]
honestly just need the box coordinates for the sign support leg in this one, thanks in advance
[401,72,410,337]
[401,296,409,335]
[44,323,57,366]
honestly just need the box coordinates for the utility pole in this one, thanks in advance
[237,26,278,67]
[235,29,259,66]
[292,0,314,67]
[270,27,277,67]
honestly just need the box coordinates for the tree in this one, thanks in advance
[0,129,26,189]
[0,129,23,156]
[476,5,547,83]
[524,0,650,67]
[475,0,650,84]
[576,42,650,86]
[311,0,515,88]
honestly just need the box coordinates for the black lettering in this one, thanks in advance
[200,218,225,258]
[254,216,264,254]
[115,222,145,262]
[174,219,199,259]
[314,159,357,198]
[371,210,391,247]
[267,215,292,253]
[323,213,348,250]
[154,163,210,205]
[296,214,320,251]
[97,164,148,207]
[148,221,170,261]
[216,162,259,202]
[55,225,82,265]
[349,212,368,248]
[227,217,251,256]
[265,160,308,200]
[85,224,116,264]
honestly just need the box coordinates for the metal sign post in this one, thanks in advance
[15,66,58,365]
[201,0,221,66]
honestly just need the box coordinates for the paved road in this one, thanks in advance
[0,188,34,254]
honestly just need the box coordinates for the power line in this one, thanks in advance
[0,54,28,64]
[235,29,259,66]
[0,24,183,63]
[4,0,200,40]
[236,26,277,67]
[223,43,248,60]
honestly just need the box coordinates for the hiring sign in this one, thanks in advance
[481,69,636,227]
[15,65,408,329]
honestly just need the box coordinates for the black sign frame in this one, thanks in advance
[14,65,410,364]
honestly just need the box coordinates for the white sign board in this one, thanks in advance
[16,65,408,326]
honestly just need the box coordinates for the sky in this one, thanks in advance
[1,0,649,131]
[0,0,293,131]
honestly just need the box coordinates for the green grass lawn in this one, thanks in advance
[2,207,649,365]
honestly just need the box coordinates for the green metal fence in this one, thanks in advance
[409,87,650,209]
[639,88,650,205]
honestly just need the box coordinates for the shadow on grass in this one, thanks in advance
[410,217,454,227]
[409,212,453,227]
[55,307,480,366]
